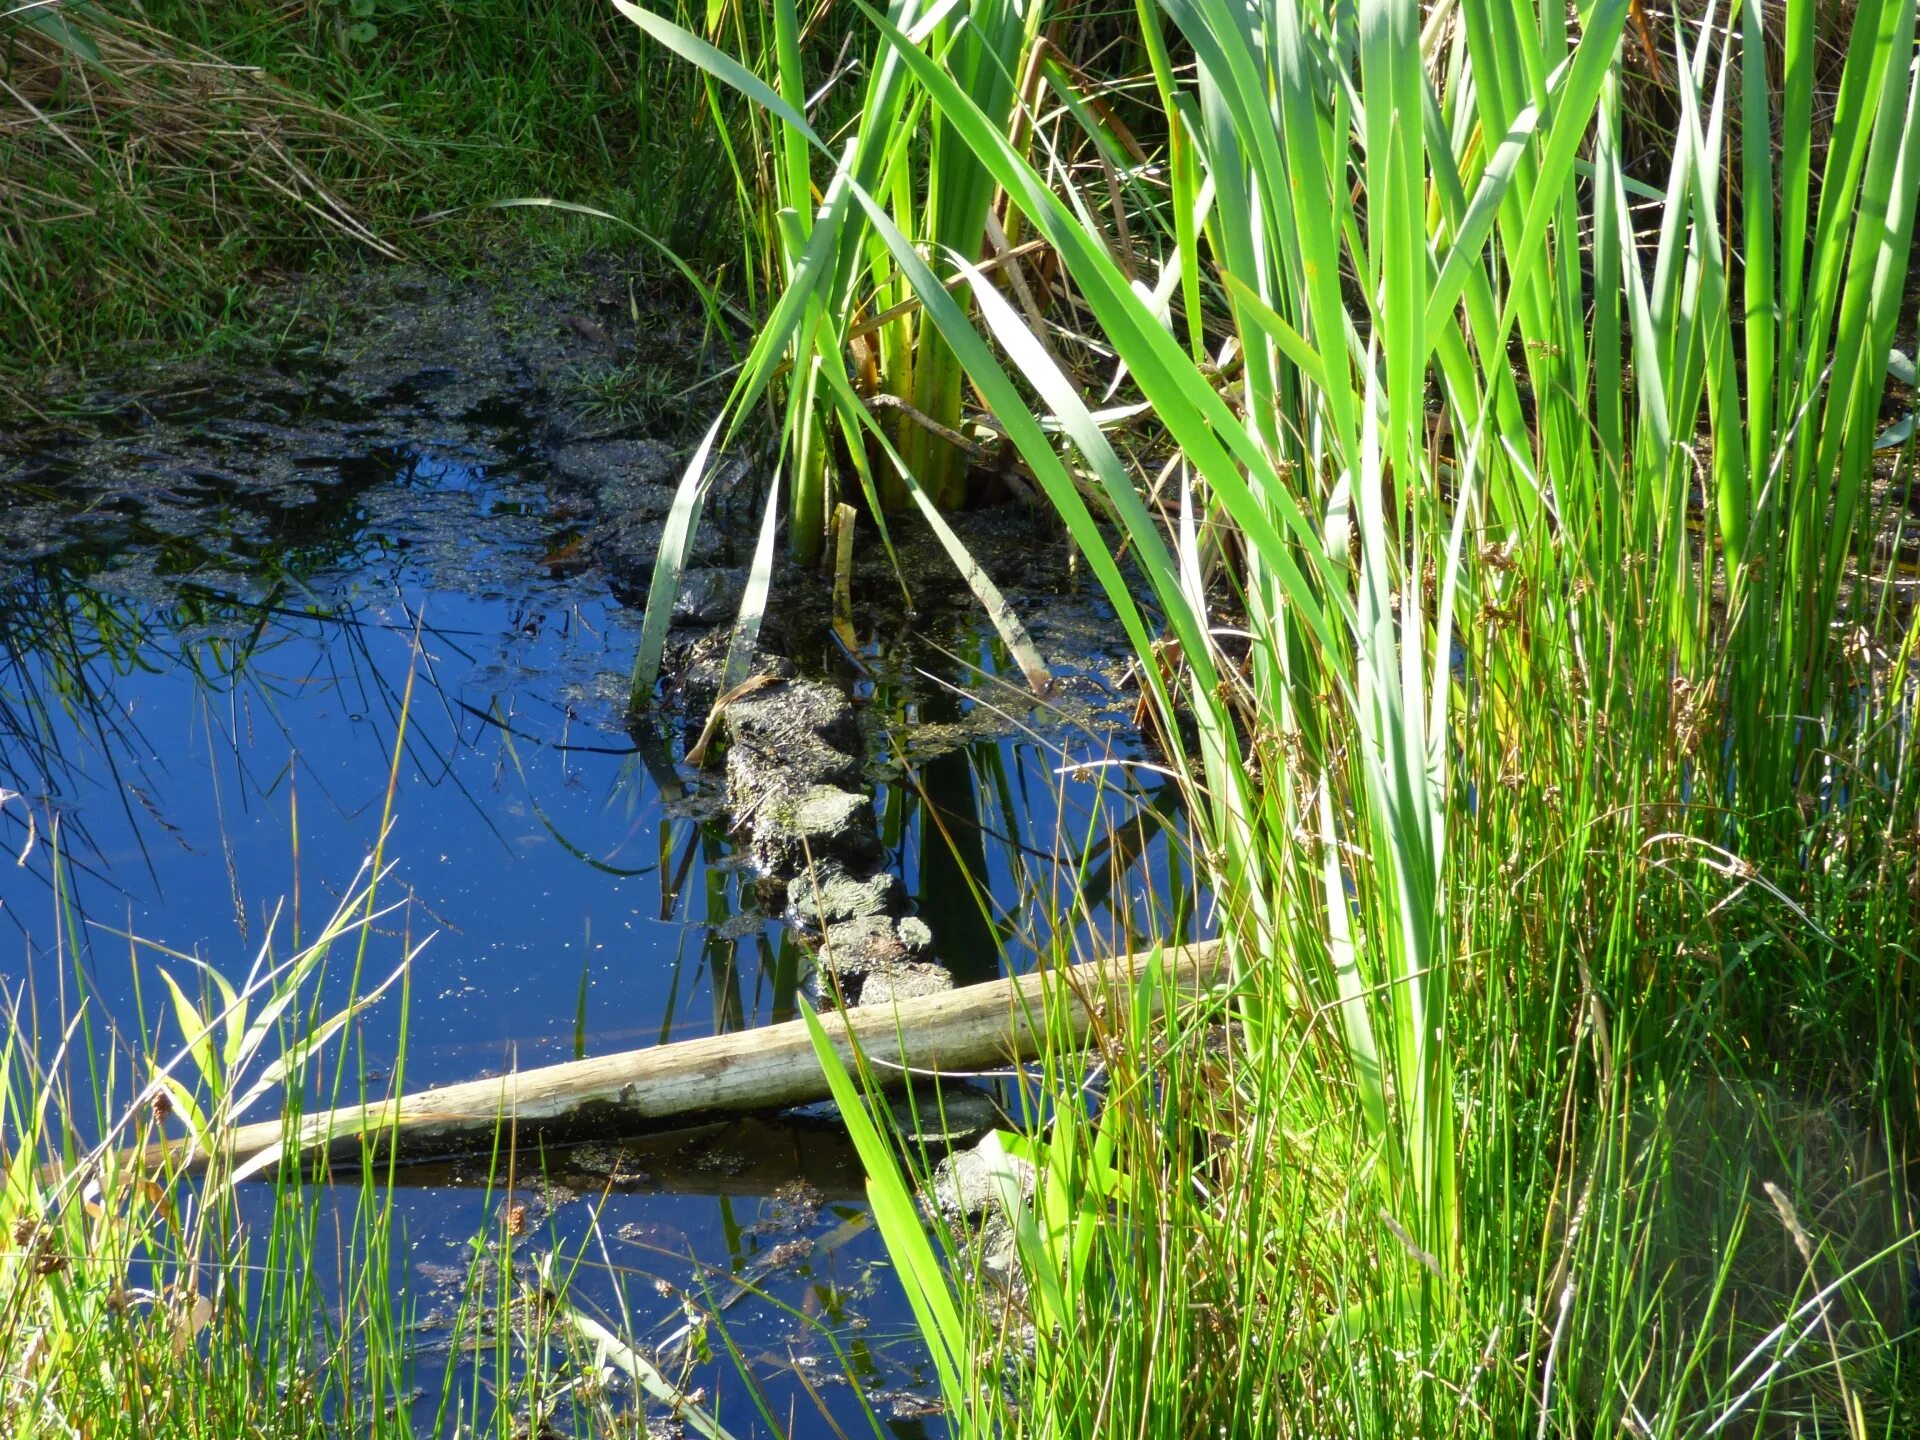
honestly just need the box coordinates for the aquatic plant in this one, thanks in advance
[644,0,1920,1430]
[614,0,1056,564]
[0,850,414,1435]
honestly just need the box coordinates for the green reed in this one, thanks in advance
[653,0,1920,1432]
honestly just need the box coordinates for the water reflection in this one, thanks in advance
[0,400,887,1434]
[872,634,1202,989]
[0,420,798,1083]
[0,382,1199,1435]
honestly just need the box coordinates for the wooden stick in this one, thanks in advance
[142,940,1226,1177]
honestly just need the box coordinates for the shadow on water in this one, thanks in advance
[0,378,1197,1434]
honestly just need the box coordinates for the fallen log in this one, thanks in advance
[144,938,1225,1177]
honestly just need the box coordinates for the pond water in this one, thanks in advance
[0,377,1193,1435]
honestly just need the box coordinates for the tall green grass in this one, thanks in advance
[0,854,417,1435]
[0,835,760,1439]
[615,0,1052,563]
[636,0,1920,1431]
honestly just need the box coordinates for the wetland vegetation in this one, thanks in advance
[5,0,1920,1436]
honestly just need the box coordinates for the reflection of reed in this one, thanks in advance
[0,438,396,900]
[0,560,511,925]
[913,745,999,988]
[886,709,1199,982]
[0,567,312,906]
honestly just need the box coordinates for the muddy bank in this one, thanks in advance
[586,490,1152,1009]
[691,498,1154,996]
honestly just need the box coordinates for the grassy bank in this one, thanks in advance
[0,0,738,390]
[630,0,1920,1433]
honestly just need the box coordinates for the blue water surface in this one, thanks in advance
[0,386,1194,1436]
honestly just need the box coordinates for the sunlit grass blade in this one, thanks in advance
[798,998,977,1424]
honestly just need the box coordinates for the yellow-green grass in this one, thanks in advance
[638,0,1920,1432]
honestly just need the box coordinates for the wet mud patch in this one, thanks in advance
[726,504,1180,998]
[724,676,948,1004]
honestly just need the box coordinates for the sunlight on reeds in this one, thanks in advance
[627,0,1920,1431]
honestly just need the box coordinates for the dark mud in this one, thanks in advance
[723,674,950,1004]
